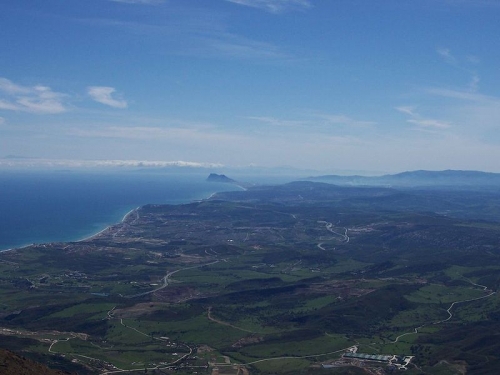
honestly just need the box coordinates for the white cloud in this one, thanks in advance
[249,113,375,130]
[0,157,223,169]
[73,126,178,139]
[469,74,480,92]
[0,100,20,111]
[315,113,376,127]
[225,0,312,13]
[83,10,292,62]
[436,47,456,64]
[427,87,499,103]
[466,55,481,64]
[247,116,305,127]
[407,118,451,129]
[427,87,500,132]
[436,48,481,92]
[0,78,67,114]
[0,116,5,125]
[88,86,128,109]
[69,124,245,145]
[395,106,416,117]
[206,36,289,60]
[244,113,377,145]
[396,106,452,129]
[0,78,32,95]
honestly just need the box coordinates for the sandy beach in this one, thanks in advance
[0,176,239,253]
[77,207,140,243]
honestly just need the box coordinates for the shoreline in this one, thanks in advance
[203,184,247,201]
[76,207,140,243]
[205,192,217,200]
[0,207,141,253]
[0,186,231,253]
[0,243,33,254]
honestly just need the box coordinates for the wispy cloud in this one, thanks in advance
[407,119,452,129]
[0,116,5,125]
[426,87,500,131]
[0,157,223,169]
[73,126,179,139]
[315,113,376,127]
[204,35,289,60]
[395,106,415,117]
[466,55,481,64]
[396,106,452,129]
[247,116,306,127]
[469,74,480,92]
[0,78,32,95]
[225,0,312,13]
[436,47,456,64]
[427,87,499,103]
[436,47,480,92]
[83,15,290,62]
[88,86,127,108]
[246,113,376,140]
[0,78,67,114]
[69,124,244,144]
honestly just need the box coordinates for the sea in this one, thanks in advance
[0,170,243,251]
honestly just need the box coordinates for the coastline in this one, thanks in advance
[76,207,140,243]
[0,177,242,254]
[205,192,217,200]
[0,243,33,254]
[0,207,141,253]
[204,184,247,201]
[74,186,230,242]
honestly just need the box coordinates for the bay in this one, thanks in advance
[0,170,240,251]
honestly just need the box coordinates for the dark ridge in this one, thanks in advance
[0,348,74,375]
[206,173,236,183]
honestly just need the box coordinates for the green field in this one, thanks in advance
[1,182,500,374]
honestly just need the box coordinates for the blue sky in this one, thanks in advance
[1,0,500,173]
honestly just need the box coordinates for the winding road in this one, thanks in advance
[124,259,220,298]
[391,281,496,343]
[317,221,349,250]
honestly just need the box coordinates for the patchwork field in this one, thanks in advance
[1,182,500,374]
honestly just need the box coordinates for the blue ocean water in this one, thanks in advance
[0,171,240,251]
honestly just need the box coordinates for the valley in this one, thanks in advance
[1,181,500,374]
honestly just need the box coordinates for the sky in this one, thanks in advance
[1,0,500,174]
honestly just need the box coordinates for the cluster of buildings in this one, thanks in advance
[321,346,414,371]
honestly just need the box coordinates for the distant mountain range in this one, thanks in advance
[305,170,500,189]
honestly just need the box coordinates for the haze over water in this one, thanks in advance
[0,171,239,251]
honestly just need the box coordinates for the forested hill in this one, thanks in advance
[212,180,500,223]
[0,349,72,375]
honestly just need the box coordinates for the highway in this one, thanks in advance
[124,259,220,298]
